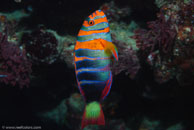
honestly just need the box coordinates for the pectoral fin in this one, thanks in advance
[99,39,118,61]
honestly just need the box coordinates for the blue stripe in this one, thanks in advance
[75,56,107,59]
[77,70,108,74]
[93,15,106,20]
[78,32,110,38]
[86,15,106,21]
[80,22,109,31]
[77,36,112,42]
[83,22,108,28]
[75,59,110,70]
[77,32,112,42]
[75,49,108,58]
[77,70,110,82]
[80,81,106,88]
[75,58,108,63]
[80,28,105,31]
[75,48,103,51]
[76,65,109,71]
[80,80,106,85]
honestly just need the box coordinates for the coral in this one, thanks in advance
[168,44,194,86]
[102,92,121,117]
[155,0,191,8]
[177,1,194,26]
[0,14,18,40]
[38,99,68,127]
[169,45,194,71]
[65,93,84,130]
[110,21,138,50]
[155,0,169,8]
[81,119,129,130]
[153,64,174,84]
[133,10,177,60]
[139,118,160,130]
[21,28,58,64]
[132,0,194,85]
[166,123,184,130]
[57,34,76,68]
[100,1,131,22]
[39,30,76,68]
[176,1,194,43]
[0,15,6,32]
[111,35,140,79]
[164,1,194,86]
[0,32,31,88]
[106,20,140,79]
[0,10,30,21]
[67,93,85,114]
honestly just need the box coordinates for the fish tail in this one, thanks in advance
[81,101,105,129]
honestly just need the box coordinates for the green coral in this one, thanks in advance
[167,123,184,130]
[110,21,138,50]
[38,99,68,126]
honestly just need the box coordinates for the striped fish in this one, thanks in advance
[74,10,118,129]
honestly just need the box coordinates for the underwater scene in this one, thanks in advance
[0,0,194,130]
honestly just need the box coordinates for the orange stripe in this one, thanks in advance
[88,10,105,19]
[78,27,109,36]
[83,17,108,27]
[74,56,109,62]
[75,40,104,50]
[96,10,105,16]
[89,12,97,19]
[94,17,108,24]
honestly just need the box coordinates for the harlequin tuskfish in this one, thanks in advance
[74,10,118,129]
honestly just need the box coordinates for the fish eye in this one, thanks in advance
[88,20,95,25]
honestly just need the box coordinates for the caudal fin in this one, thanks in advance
[81,101,105,129]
